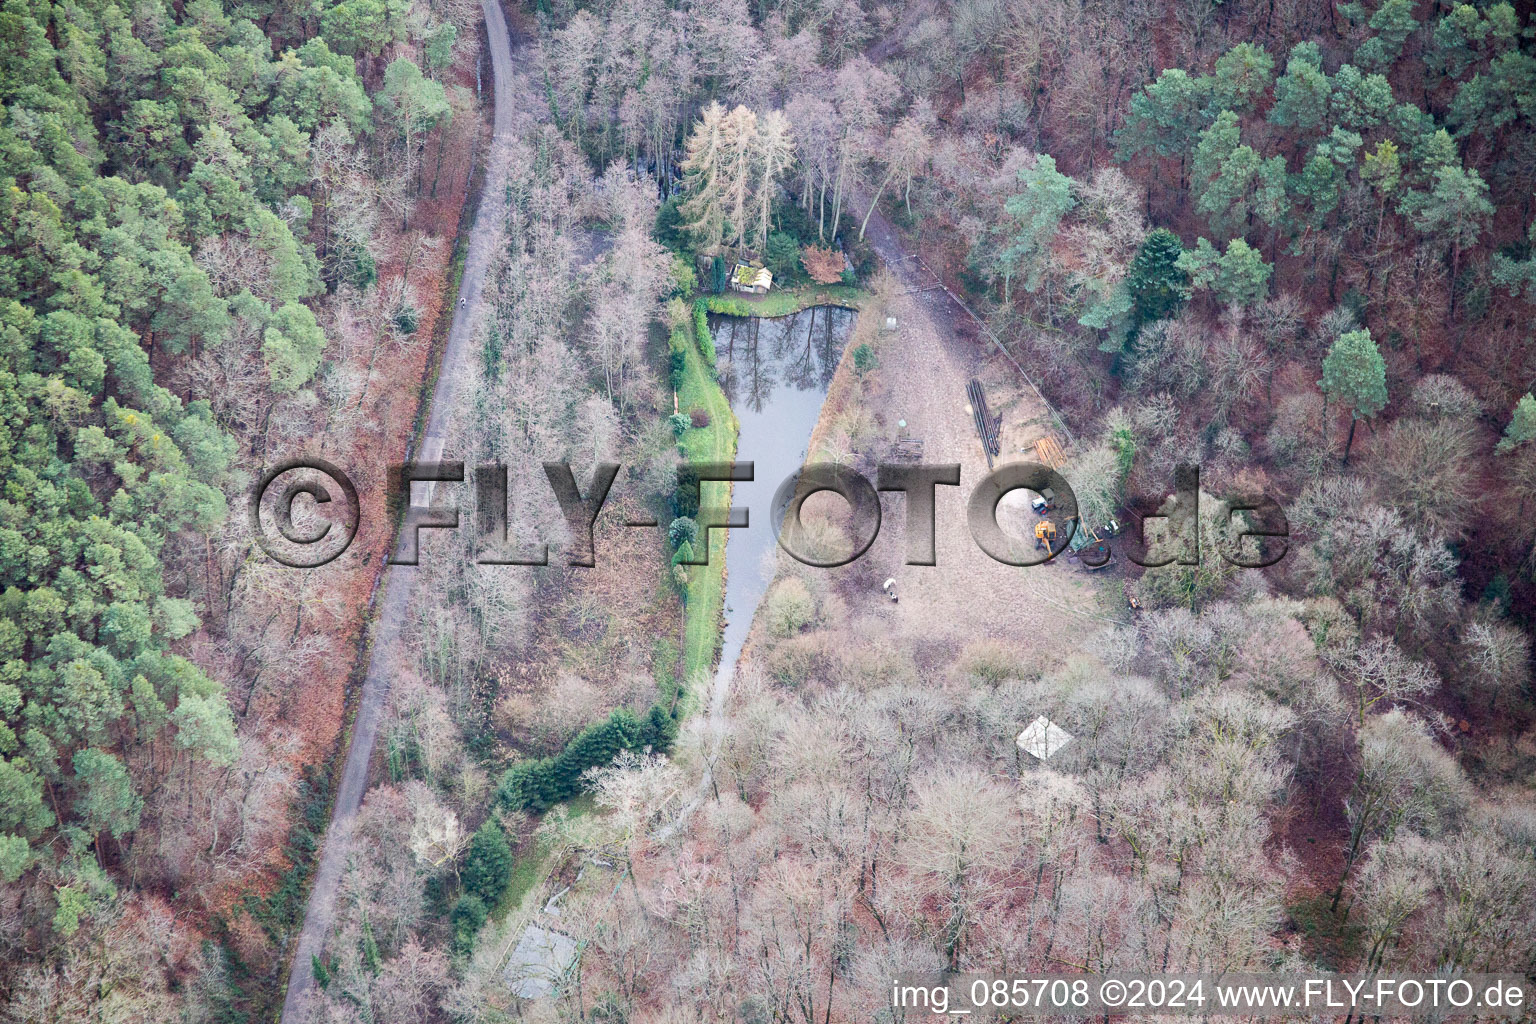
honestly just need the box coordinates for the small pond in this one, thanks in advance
[709,305,857,695]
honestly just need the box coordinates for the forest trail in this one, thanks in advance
[277,4,521,1020]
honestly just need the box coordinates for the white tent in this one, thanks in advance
[1016,715,1072,760]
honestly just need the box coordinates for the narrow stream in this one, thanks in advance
[711,305,856,694]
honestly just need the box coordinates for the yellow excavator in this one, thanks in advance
[1034,519,1057,551]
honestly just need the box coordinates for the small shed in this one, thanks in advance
[1016,715,1073,760]
[731,263,772,294]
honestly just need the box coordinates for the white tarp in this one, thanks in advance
[1017,715,1072,759]
[505,925,579,999]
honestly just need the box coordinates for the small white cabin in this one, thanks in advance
[731,263,772,294]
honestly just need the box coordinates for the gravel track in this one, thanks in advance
[277,6,521,1019]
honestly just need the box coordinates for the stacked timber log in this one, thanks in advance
[967,378,1001,467]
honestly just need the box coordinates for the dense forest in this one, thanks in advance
[481,0,1536,1017]
[0,0,480,1015]
[3,0,1535,1019]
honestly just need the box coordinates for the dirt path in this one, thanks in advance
[277,5,520,1019]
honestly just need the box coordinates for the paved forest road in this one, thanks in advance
[278,4,518,1020]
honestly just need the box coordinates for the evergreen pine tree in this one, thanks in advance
[1320,328,1389,461]
[1496,393,1536,454]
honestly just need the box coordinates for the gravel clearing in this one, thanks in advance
[806,208,1114,670]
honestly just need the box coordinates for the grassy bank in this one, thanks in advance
[671,315,740,690]
[490,795,596,921]
[481,318,735,945]
[702,281,866,318]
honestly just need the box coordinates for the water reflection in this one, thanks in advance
[703,306,855,696]
[712,306,853,414]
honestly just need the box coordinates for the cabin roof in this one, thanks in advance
[731,263,772,290]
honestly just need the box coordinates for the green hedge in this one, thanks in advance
[691,299,717,366]
[450,894,487,955]
[496,705,679,813]
[462,820,513,905]
[668,338,686,392]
